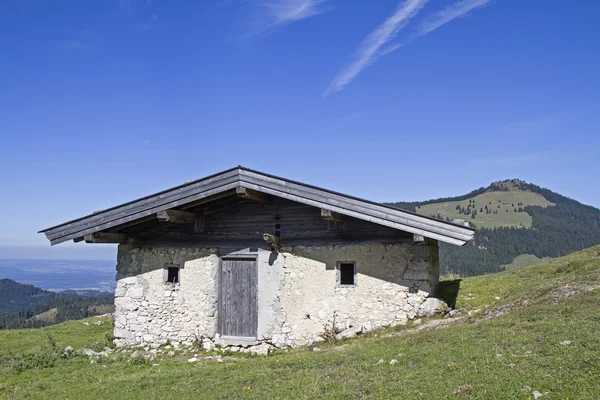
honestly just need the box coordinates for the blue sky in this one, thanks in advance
[1,0,599,259]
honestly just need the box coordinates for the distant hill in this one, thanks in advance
[0,279,114,329]
[0,279,59,313]
[388,179,600,276]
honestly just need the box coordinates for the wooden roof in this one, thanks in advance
[40,166,475,246]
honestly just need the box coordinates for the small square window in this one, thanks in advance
[338,262,356,287]
[165,264,180,284]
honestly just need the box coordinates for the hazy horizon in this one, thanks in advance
[0,245,116,261]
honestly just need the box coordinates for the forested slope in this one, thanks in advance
[388,179,600,276]
[0,279,114,329]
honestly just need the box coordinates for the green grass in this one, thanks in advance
[501,254,545,270]
[454,245,600,310]
[416,190,554,229]
[0,316,112,358]
[1,246,600,399]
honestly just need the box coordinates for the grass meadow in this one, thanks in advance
[1,246,599,399]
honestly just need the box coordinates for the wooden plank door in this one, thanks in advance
[219,257,258,338]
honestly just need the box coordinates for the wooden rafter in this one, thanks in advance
[321,209,345,222]
[40,167,475,247]
[84,232,128,244]
[236,187,273,206]
[157,209,197,224]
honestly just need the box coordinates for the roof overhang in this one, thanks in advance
[40,166,475,246]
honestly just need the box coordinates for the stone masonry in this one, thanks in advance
[113,241,441,348]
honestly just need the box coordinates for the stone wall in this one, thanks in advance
[113,241,440,348]
[270,242,439,347]
[113,244,220,347]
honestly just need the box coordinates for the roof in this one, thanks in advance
[40,166,475,246]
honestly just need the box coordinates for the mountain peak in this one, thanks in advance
[488,179,529,192]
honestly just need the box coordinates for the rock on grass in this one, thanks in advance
[453,384,473,395]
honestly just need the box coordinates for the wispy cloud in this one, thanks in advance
[324,0,428,96]
[247,0,330,36]
[416,0,489,38]
[325,0,490,96]
[262,0,328,23]
[380,0,490,56]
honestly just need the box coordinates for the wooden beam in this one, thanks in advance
[204,198,246,215]
[425,237,438,246]
[321,209,345,222]
[157,209,197,224]
[83,232,128,244]
[237,171,473,246]
[45,174,240,245]
[139,224,174,237]
[263,233,281,252]
[413,234,425,244]
[236,187,273,206]
[194,210,205,233]
[179,189,236,211]
[108,215,158,232]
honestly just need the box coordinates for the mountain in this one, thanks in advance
[0,279,59,313]
[388,179,600,276]
[0,279,114,329]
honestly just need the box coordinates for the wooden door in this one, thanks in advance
[219,257,258,338]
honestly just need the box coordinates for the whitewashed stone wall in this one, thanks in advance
[113,241,439,348]
[271,242,439,347]
[113,244,220,347]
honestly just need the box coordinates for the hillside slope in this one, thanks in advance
[1,245,599,399]
[0,279,114,329]
[0,279,58,313]
[388,179,600,276]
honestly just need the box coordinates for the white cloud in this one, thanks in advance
[325,0,491,96]
[416,0,489,38]
[324,0,428,96]
[246,0,330,36]
[261,0,328,24]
